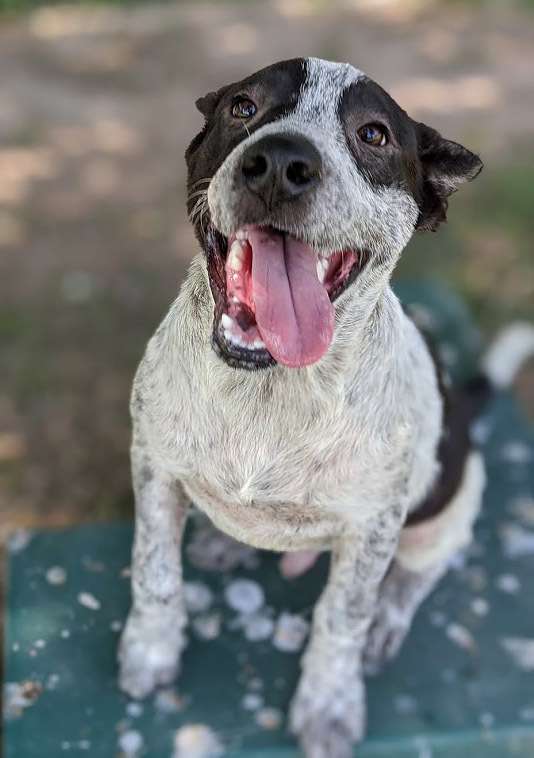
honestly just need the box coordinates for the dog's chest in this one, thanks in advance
[150,381,410,549]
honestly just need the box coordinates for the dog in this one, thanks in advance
[117,57,533,757]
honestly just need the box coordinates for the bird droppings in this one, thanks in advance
[501,638,534,672]
[154,688,186,713]
[446,623,477,653]
[4,679,43,719]
[7,529,33,553]
[471,597,489,617]
[126,701,144,718]
[495,573,521,594]
[173,724,223,758]
[241,692,264,711]
[224,579,264,615]
[243,613,275,642]
[45,566,68,585]
[118,729,144,756]
[255,706,283,730]
[184,581,214,615]
[77,592,101,610]
[192,612,221,640]
[500,441,532,464]
[499,523,534,558]
[272,612,309,653]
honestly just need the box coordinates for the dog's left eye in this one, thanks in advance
[231,98,257,119]
[357,124,387,147]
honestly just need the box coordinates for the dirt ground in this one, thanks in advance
[0,0,533,537]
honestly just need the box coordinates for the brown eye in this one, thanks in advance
[357,124,387,147]
[231,98,257,119]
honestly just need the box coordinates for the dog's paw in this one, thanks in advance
[117,614,185,699]
[289,669,365,758]
[362,602,411,675]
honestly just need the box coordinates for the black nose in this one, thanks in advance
[241,134,321,206]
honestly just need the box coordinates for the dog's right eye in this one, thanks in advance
[231,98,257,119]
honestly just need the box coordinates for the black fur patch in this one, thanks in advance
[404,322,489,527]
[338,79,483,232]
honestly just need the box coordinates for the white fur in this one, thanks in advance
[396,451,486,571]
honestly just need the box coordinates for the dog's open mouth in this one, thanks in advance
[207,224,362,370]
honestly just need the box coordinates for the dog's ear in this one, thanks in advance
[195,85,231,120]
[414,122,483,232]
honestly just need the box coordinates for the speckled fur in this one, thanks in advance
[118,58,485,757]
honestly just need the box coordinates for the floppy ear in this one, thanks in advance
[195,85,231,119]
[414,122,483,232]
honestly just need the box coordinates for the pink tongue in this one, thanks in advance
[248,227,334,367]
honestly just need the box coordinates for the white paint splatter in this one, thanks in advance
[192,613,221,640]
[60,629,71,639]
[500,523,534,558]
[187,525,258,572]
[241,692,263,711]
[7,529,33,553]
[77,592,101,611]
[154,688,185,713]
[255,707,283,730]
[501,638,534,672]
[446,623,477,653]
[126,702,144,718]
[46,566,67,585]
[243,614,274,642]
[173,724,223,758]
[34,639,46,649]
[479,712,495,729]
[429,610,447,628]
[224,579,264,615]
[394,694,417,714]
[110,620,123,632]
[519,706,534,722]
[272,613,309,653]
[184,582,213,615]
[118,730,143,755]
[500,441,532,465]
[495,574,521,594]
[4,680,42,719]
[471,597,489,617]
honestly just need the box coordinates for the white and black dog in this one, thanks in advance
[118,58,533,756]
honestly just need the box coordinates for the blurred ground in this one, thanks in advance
[0,0,533,537]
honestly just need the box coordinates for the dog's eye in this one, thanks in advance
[357,124,387,147]
[231,98,257,119]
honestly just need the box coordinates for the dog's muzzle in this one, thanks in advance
[240,134,322,209]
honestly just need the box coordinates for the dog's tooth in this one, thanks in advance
[316,261,325,284]
[232,296,240,304]
[227,240,244,272]
[221,313,233,329]
[224,329,234,342]
[253,338,266,350]
[236,229,247,241]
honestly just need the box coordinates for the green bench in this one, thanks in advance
[4,282,534,757]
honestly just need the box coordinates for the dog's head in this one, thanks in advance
[185,58,482,371]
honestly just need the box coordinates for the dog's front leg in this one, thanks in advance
[118,437,188,699]
[290,508,403,758]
